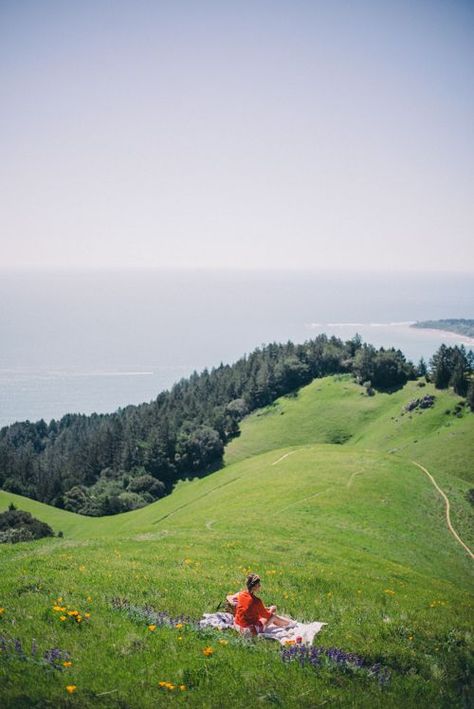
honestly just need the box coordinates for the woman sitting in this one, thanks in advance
[230,573,293,636]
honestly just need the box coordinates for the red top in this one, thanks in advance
[234,590,272,628]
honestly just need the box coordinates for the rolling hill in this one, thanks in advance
[0,376,473,707]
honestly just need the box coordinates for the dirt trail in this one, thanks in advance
[412,461,473,560]
[272,451,296,466]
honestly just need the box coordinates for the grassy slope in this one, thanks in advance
[225,376,472,481]
[0,377,473,707]
[225,375,474,548]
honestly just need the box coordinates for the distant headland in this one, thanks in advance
[411,319,474,339]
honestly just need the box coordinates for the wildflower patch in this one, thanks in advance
[0,634,71,671]
[159,680,186,691]
[281,643,391,686]
[50,597,91,626]
[110,597,195,629]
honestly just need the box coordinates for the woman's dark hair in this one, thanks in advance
[246,573,261,591]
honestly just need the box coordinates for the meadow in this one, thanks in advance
[0,376,473,707]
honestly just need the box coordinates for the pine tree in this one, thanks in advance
[449,346,469,396]
[430,345,451,389]
[417,357,428,378]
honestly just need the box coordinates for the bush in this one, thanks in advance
[175,425,224,475]
[0,507,54,543]
[117,492,148,511]
[0,527,34,543]
[127,474,165,499]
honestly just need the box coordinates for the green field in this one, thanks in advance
[1,376,473,707]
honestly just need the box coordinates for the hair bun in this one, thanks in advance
[246,573,260,590]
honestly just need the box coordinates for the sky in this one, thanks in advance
[0,0,473,272]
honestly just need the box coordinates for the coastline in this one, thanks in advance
[411,328,474,345]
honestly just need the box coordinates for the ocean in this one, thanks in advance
[1,269,473,428]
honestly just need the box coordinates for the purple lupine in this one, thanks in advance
[280,643,391,685]
[43,646,67,668]
[110,597,197,630]
[0,635,69,671]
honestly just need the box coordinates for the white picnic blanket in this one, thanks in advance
[199,612,326,646]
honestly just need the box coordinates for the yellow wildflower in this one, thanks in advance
[84,613,91,619]
[202,646,214,656]
[218,639,228,646]
[87,596,92,602]
[177,636,183,641]
[148,624,156,632]
[65,685,77,694]
[60,616,67,622]
[175,623,183,629]
[63,661,73,667]
[53,605,62,612]
[179,685,186,691]
[0,608,4,615]
[159,681,176,690]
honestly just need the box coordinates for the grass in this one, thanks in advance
[0,377,473,707]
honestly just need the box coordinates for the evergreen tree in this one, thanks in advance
[449,346,470,396]
[417,357,428,378]
[430,345,452,389]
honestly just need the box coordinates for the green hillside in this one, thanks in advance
[225,375,474,550]
[1,377,473,707]
[226,376,472,479]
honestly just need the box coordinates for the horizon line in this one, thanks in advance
[1,266,474,276]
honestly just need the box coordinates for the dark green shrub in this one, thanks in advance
[0,507,54,543]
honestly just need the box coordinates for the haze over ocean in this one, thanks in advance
[2,3,473,426]
[1,269,473,427]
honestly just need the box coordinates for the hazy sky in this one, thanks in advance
[1,0,473,271]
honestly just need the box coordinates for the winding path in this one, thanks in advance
[272,451,296,466]
[412,461,473,560]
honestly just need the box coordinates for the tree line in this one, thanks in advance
[0,337,471,517]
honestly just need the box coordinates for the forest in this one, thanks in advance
[0,336,472,517]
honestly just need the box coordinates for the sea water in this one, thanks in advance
[1,269,473,427]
